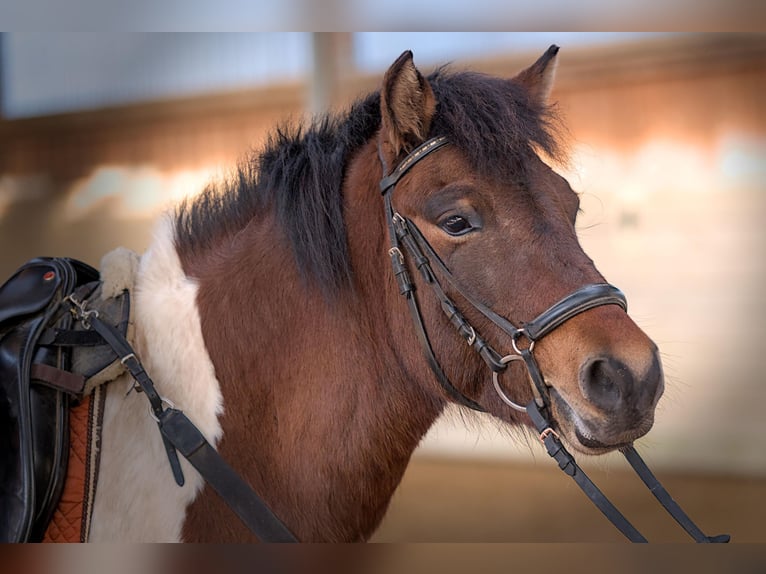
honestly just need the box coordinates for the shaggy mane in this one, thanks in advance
[174,67,566,295]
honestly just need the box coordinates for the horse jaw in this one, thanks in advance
[88,214,224,542]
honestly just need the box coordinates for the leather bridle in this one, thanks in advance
[379,136,729,543]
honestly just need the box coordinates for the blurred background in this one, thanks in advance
[1,32,764,542]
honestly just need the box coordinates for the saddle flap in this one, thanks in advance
[0,258,99,331]
[0,262,63,328]
[0,257,98,542]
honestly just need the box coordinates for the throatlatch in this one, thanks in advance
[380,136,730,543]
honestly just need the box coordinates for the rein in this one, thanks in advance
[380,136,729,543]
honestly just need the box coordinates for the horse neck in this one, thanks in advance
[178,146,444,541]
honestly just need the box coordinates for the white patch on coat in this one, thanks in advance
[88,214,223,542]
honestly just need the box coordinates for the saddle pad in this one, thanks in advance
[42,386,105,543]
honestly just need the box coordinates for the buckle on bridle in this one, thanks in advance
[539,427,560,442]
[388,247,404,265]
[464,325,476,346]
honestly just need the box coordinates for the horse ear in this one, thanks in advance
[513,44,560,105]
[380,50,436,156]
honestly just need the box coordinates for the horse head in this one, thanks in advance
[375,48,664,454]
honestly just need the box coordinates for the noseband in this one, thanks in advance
[379,136,728,543]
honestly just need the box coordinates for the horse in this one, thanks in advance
[4,46,671,543]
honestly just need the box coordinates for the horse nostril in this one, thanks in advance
[579,357,634,411]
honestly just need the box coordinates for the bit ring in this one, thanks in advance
[492,354,528,412]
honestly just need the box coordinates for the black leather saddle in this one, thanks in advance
[0,257,100,542]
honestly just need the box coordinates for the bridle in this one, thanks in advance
[379,136,627,415]
[379,135,729,543]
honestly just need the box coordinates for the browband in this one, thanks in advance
[380,136,450,194]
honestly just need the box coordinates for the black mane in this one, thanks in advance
[174,67,564,294]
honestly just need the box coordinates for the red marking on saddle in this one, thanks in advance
[43,271,56,281]
[43,396,91,543]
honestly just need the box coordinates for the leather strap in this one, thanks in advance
[405,219,627,345]
[402,286,486,411]
[405,219,523,339]
[523,284,627,341]
[384,192,486,411]
[380,136,450,194]
[622,446,730,543]
[159,408,297,542]
[39,328,107,347]
[526,401,648,542]
[86,314,185,487]
[31,363,85,395]
[67,302,298,542]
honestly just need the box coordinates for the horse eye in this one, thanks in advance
[440,215,473,236]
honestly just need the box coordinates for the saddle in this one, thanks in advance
[0,252,297,543]
[0,257,130,542]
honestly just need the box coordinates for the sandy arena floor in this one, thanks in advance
[372,456,766,543]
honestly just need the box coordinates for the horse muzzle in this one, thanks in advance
[548,349,665,454]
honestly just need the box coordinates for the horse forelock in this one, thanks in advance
[173,67,566,298]
[427,68,568,182]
